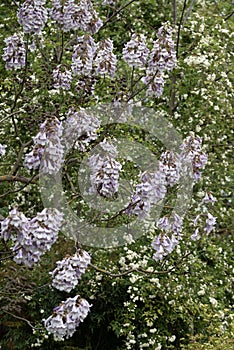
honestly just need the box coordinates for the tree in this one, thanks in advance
[0,1,233,349]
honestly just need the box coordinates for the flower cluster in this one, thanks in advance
[126,170,167,219]
[152,214,183,261]
[191,211,217,241]
[52,65,72,90]
[2,33,26,70]
[89,140,122,198]
[71,35,97,76]
[63,108,100,151]
[159,150,180,186]
[50,0,102,33]
[123,33,149,68]
[44,295,91,341]
[0,144,7,157]
[143,23,177,97]
[1,208,63,267]
[95,38,117,77]
[180,134,208,181]
[17,0,48,34]
[24,116,64,174]
[51,250,91,292]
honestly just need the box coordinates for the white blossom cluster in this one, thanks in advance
[51,250,91,292]
[17,0,48,34]
[44,295,91,341]
[180,134,208,181]
[89,140,122,198]
[2,33,26,70]
[24,116,64,174]
[123,33,149,68]
[126,170,167,219]
[152,214,183,261]
[0,144,7,157]
[1,208,63,267]
[71,35,97,76]
[94,38,117,77]
[52,65,72,90]
[143,23,177,97]
[50,0,102,33]
[63,108,100,151]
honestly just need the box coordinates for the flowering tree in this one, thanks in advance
[0,1,233,349]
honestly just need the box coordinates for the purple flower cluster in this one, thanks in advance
[126,170,167,219]
[152,213,183,261]
[24,116,64,174]
[2,33,26,70]
[123,33,149,68]
[159,150,180,186]
[1,208,63,267]
[180,134,208,181]
[71,35,97,76]
[50,0,102,33]
[52,65,72,90]
[44,295,91,341]
[89,140,122,198]
[51,250,91,292]
[143,23,177,98]
[63,108,100,151]
[95,38,117,77]
[0,144,7,157]
[202,192,217,205]
[17,0,48,34]
[191,210,216,241]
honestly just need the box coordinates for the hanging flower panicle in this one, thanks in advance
[52,65,72,90]
[2,33,26,70]
[24,116,64,174]
[44,295,91,341]
[51,250,91,292]
[1,208,63,267]
[17,0,48,34]
[95,38,117,77]
[122,33,149,68]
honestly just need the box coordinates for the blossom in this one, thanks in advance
[52,65,72,90]
[17,0,48,34]
[126,170,167,219]
[1,208,63,267]
[89,141,122,198]
[159,150,180,186]
[71,35,97,76]
[191,227,200,241]
[179,134,208,181]
[122,33,149,68]
[63,107,100,151]
[50,0,102,33]
[0,144,7,157]
[142,70,165,98]
[44,295,91,340]
[202,192,217,205]
[2,33,26,70]
[142,23,176,98]
[24,116,64,174]
[148,23,177,72]
[94,39,117,77]
[51,250,91,292]
[204,212,216,233]
[152,233,178,261]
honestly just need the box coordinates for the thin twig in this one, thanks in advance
[2,310,43,330]
[101,0,137,29]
